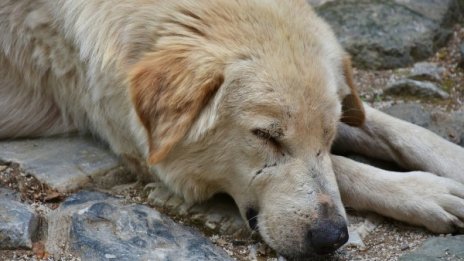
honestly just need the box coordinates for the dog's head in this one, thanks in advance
[129,0,364,258]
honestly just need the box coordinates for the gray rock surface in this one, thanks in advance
[459,43,464,68]
[0,186,20,201]
[0,136,127,192]
[316,0,462,69]
[46,191,232,261]
[306,0,333,7]
[384,79,449,99]
[399,235,464,260]
[409,62,445,82]
[383,103,464,146]
[0,193,39,250]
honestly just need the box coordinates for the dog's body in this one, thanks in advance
[1,0,463,258]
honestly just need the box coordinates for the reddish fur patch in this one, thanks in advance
[130,46,224,164]
[341,56,365,127]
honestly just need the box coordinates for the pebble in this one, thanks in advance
[401,243,410,251]
[459,43,464,68]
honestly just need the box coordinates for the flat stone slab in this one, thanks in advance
[46,191,231,261]
[399,235,464,260]
[0,136,122,192]
[0,188,39,250]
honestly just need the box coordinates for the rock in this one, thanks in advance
[316,0,460,69]
[145,182,249,237]
[345,214,384,249]
[0,136,129,193]
[400,243,410,251]
[0,186,20,201]
[0,197,39,249]
[383,103,464,147]
[399,235,464,260]
[384,79,449,99]
[409,62,445,82]
[306,0,333,7]
[459,43,464,68]
[46,191,231,261]
[392,0,460,23]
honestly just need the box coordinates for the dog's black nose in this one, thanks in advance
[307,219,348,255]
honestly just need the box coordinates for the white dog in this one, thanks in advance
[1,0,463,258]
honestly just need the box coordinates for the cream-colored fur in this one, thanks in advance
[1,0,463,258]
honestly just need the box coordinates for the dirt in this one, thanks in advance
[1,23,463,261]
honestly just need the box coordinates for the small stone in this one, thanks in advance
[0,198,39,249]
[306,0,333,7]
[205,220,217,230]
[32,241,48,259]
[385,79,449,99]
[216,238,227,247]
[400,243,410,251]
[257,243,267,255]
[345,231,365,248]
[248,245,258,260]
[409,62,445,82]
[458,43,464,68]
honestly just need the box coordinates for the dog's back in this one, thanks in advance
[0,0,80,138]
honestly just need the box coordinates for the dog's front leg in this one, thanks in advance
[331,155,464,233]
[333,104,464,183]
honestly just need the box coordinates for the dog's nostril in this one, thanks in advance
[246,208,259,230]
[307,220,349,255]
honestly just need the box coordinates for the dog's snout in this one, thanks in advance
[307,219,348,255]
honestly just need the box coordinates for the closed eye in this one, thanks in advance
[252,128,280,147]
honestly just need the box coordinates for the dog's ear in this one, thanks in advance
[130,48,224,165]
[340,56,365,126]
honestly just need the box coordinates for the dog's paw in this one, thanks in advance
[388,172,464,234]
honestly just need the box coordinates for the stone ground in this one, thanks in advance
[1,1,464,260]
